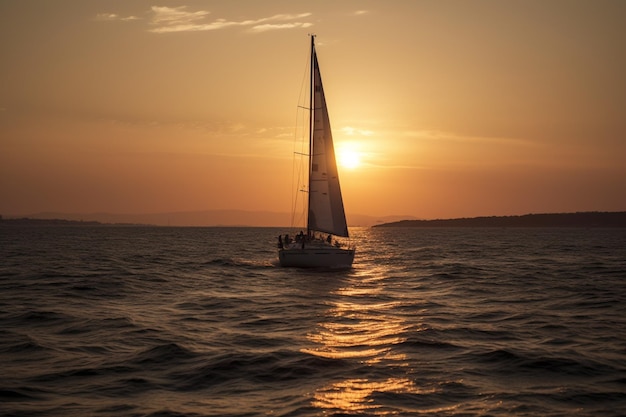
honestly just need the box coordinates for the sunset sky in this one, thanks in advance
[1,0,625,222]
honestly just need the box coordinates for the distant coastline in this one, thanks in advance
[0,211,410,228]
[3,211,626,228]
[0,217,145,227]
[374,212,626,228]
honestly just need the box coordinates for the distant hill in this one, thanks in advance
[1,211,410,227]
[374,212,626,228]
[0,217,142,227]
[5,211,624,228]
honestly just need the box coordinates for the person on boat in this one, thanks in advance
[278,235,283,249]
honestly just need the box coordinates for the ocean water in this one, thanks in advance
[1,226,625,417]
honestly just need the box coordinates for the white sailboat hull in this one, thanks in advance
[278,246,355,268]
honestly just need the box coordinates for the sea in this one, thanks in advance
[1,226,625,417]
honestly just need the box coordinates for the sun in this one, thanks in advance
[337,144,362,170]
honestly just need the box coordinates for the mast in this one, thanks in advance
[305,35,349,238]
[306,35,315,236]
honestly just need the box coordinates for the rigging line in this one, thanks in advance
[290,41,312,229]
[307,35,316,236]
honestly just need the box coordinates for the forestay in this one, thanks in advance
[307,43,349,238]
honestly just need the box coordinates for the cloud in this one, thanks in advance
[96,13,139,22]
[248,13,313,32]
[96,7,313,33]
[251,22,313,32]
[340,126,374,136]
[151,6,209,25]
[148,7,313,33]
[401,129,537,147]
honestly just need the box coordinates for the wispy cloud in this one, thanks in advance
[148,6,312,34]
[250,21,313,33]
[340,126,374,136]
[96,13,139,22]
[151,6,209,26]
[401,129,536,147]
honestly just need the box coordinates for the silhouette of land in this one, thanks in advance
[0,211,411,227]
[0,217,144,227]
[374,212,626,228]
[3,211,626,228]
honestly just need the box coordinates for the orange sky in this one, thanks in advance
[1,0,625,222]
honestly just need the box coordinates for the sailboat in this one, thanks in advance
[278,36,355,268]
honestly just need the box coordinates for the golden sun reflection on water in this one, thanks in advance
[311,377,436,413]
[301,269,429,414]
[302,315,410,363]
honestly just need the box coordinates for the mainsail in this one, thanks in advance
[307,39,349,238]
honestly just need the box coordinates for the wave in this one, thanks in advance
[205,257,276,270]
[469,348,622,378]
[132,342,200,366]
[2,227,626,416]
[158,349,348,392]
